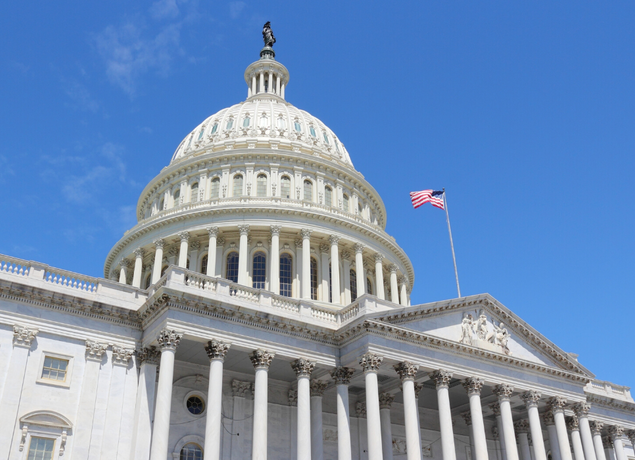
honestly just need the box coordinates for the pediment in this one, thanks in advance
[370,293,593,377]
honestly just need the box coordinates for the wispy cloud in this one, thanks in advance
[150,0,180,20]
[63,79,100,113]
[229,1,246,19]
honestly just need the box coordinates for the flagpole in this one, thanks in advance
[443,188,461,298]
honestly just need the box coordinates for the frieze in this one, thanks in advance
[458,309,511,355]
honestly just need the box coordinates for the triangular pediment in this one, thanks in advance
[367,293,593,377]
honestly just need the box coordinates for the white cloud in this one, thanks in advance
[229,1,246,19]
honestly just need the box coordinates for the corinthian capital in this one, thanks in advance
[291,357,315,377]
[414,382,424,399]
[521,390,541,407]
[13,325,38,348]
[461,411,472,426]
[429,369,453,388]
[137,346,161,365]
[493,384,514,400]
[393,361,419,381]
[270,225,281,236]
[567,415,580,431]
[379,392,394,409]
[353,243,364,254]
[238,225,250,236]
[608,425,624,441]
[389,264,399,274]
[85,340,108,361]
[300,229,312,239]
[250,349,275,369]
[489,402,501,417]
[463,377,484,395]
[542,410,555,426]
[157,329,183,350]
[359,352,383,373]
[112,346,134,366]
[178,231,190,242]
[310,379,328,397]
[207,226,220,238]
[573,402,591,417]
[328,235,341,246]
[205,339,231,361]
[154,238,165,248]
[548,396,567,412]
[134,248,145,258]
[514,420,530,434]
[331,367,355,385]
[374,253,384,263]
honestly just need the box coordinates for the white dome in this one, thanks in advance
[170,98,355,169]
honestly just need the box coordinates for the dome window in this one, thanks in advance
[334,139,340,153]
[343,194,349,212]
[191,183,199,203]
[277,117,286,129]
[186,135,193,149]
[173,189,181,207]
[358,203,362,215]
[324,186,332,206]
[280,176,291,199]
[350,269,357,301]
[210,177,220,198]
[211,123,218,134]
[256,174,267,197]
[294,121,302,132]
[232,174,243,197]
[310,257,318,300]
[252,252,266,289]
[259,113,268,128]
[280,253,293,297]
[323,132,330,144]
[159,197,165,210]
[309,126,316,138]
[243,116,250,128]
[197,128,205,141]
[303,180,313,202]
[226,252,239,283]
[366,277,373,296]
[226,118,234,130]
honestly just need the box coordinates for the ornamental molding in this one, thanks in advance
[521,390,542,407]
[585,394,635,414]
[493,384,514,400]
[112,346,134,366]
[288,389,297,406]
[331,367,354,385]
[250,349,275,369]
[548,396,568,412]
[429,369,453,388]
[379,392,394,409]
[572,402,591,416]
[86,340,108,361]
[608,425,624,440]
[355,401,366,418]
[567,415,580,431]
[463,377,484,395]
[310,379,328,397]
[137,346,161,365]
[394,361,418,381]
[461,411,472,426]
[158,329,182,350]
[514,420,530,434]
[232,379,253,398]
[205,339,231,361]
[13,325,38,348]
[291,357,315,377]
[359,352,382,373]
[542,410,555,426]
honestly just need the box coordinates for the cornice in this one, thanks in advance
[586,394,635,414]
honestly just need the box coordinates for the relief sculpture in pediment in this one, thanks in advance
[459,309,511,356]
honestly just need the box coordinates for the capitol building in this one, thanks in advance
[0,27,633,460]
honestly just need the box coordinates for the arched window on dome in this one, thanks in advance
[186,134,193,149]
[252,252,266,289]
[366,277,373,296]
[173,189,181,208]
[309,126,316,138]
[159,197,165,211]
[303,180,313,202]
[197,127,205,141]
[211,123,218,134]
[328,266,333,302]
[358,202,363,215]
[243,116,250,127]
[310,257,318,300]
[324,186,332,206]
[294,121,302,132]
[200,255,208,274]
[334,139,341,154]
[259,113,268,128]
[191,183,199,203]
[342,194,350,212]
[323,132,330,144]
[233,174,243,197]
[280,253,293,297]
[350,269,357,301]
[180,443,203,460]
[256,174,267,197]
[277,116,286,129]
[280,176,291,199]
[226,252,239,283]
[210,177,220,199]
[226,118,234,130]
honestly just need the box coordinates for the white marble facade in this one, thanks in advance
[0,36,634,460]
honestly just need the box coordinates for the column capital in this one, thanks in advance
[429,369,453,388]
[340,250,351,261]
[521,390,542,407]
[461,411,472,426]
[178,231,190,242]
[359,352,383,373]
[572,402,591,416]
[13,325,38,348]
[542,410,556,426]
[250,349,275,369]
[310,379,328,397]
[548,396,567,413]
[353,242,364,254]
[232,379,253,398]
[204,339,231,361]
[374,253,384,263]
[288,389,298,406]
[319,243,330,254]
[270,225,281,236]
[492,427,499,440]
[514,419,530,434]
[154,238,165,248]
[330,366,355,385]
[626,430,635,445]
[134,247,145,258]
[329,235,340,246]
[493,383,514,400]
[85,339,108,361]
[216,236,225,247]
[379,392,394,409]
[608,425,624,441]
[355,401,367,418]
[238,224,250,236]
[136,346,161,365]
[414,382,424,399]
[300,228,312,239]
[389,264,399,274]
[601,436,612,449]
[157,329,183,350]
[462,377,484,395]
[393,361,419,381]
[295,238,303,248]
[119,258,131,268]
[291,357,315,377]
[112,346,134,366]
[567,415,580,432]
[190,241,201,251]
[207,226,220,238]
[489,402,501,417]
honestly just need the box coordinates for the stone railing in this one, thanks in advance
[0,254,147,309]
[585,379,634,402]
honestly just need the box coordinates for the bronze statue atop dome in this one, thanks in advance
[263,22,276,47]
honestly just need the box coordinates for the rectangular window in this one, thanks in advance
[226,119,234,130]
[211,123,218,134]
[41,356,69,382]
[28,437,54,460]
[294,121,301,132]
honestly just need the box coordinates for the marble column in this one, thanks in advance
[569,416,586,460]
[374,253,385,300]
[152,239,165,284]
[493,384,519,460]
[130,346,160,460]
[270,225,281,294]
[430,370,457,460]
[310,379,328,460]
[461,412,475,460]
[627,433,635,460]
[602,437,614,460]
[608,426,627,460]
[329,236,340,304]
[204,340,231,460]
[238,225,250,285]
[320,244,330,301]
[251,349,275,460]
[149,329,183,460]
[207,227,219,276]
[549,397,573,460]
[573,403,597,460]
[354,243,365,295]
[331,367,354,460]
[119,259,130,284]
[521,391,547,460]
[178,231,190,268]
[132,248,144,287]
[395,362,422,460]
[414,382,424,450]
[389,265,399,303]
[492,427,503,460]
[463,377,489,460]
[379,392,395,460]
[590,422,607,460]
[490,404,508,460]
[399,276,408,306]
[291,358,315,460]
[515,421,532,460]
[544,411,562,460]
[359,352,384,460]
[301,229,312,299]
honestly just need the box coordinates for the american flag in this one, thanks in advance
[410,189,445,210]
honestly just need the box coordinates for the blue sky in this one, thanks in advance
[1,2,634,386]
